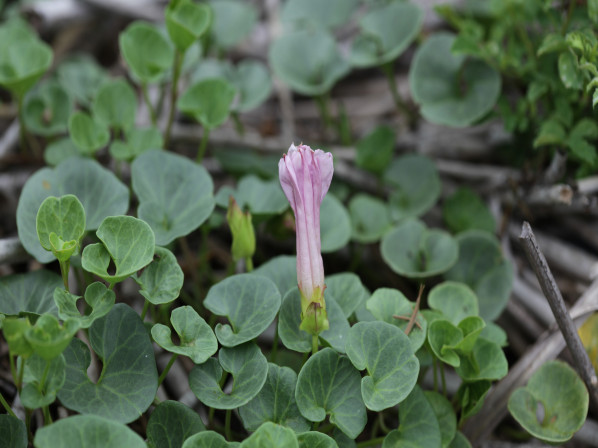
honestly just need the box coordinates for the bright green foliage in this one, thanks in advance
[349,194,392,243]
[346,322,419,411]
[134,246,184,305]
[23,81,72,136]
[269,29,350,96]
[21,353,66,408]
[53,282,115,329]
[189,343,268,409]
[2,318,34,358]
[165,0,212,52]
[152,306,217,364]
[508,361,588,443]
[0,270,61,317]
[68,112,110,155]
[355,125,395,175]
[0,415,27,448]
[177,78,237,129]
[58,304,158,423]
[209,0,257,50]
[25,314,79,361]
[350,1,422,67]
[443,188,496,234]
[295,348,366,439]
[320,194,351,252]
[91,78,137,131]
[147,401,205,448]
[239,363,310,433]
[381,219,459,278]
[81,216,155,285]
[34,415,146,448]
[204,274,281,347]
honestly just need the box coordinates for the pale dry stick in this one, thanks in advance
[519,221,598,402]
[462,278,598,443]
[0,120,19,159]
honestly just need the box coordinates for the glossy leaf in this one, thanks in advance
[204,274,281,347]
[508,361,588,443]
[240,422,298,448]
[253,255,296,297]
[239,363,310,433]
[0,415,27,448]
[349,193,392,243]
[81,216,155,285]
[269,29,350,96]
[346,321,419,411]
[57,304,158,423]
[189,343,268,409]
[320,194,351,253]
[92,78,137,131]
[152,306,217,364]
[17,157,129,263]
[409,33,501,127]
[278,288,349,354]
[295,348,366,439]
[381,219,458,279]
[132,149,215,245]
[443,188,495,234]
[165,0,212,52]
[384,154,440,222]
[147,400,205,448]
[134,246,183,305]
[54,282,115,329]
[0,270,61,317]
[178,78,236,129]
[325,272,369,318]
[23,81,72,136]
[34,415,146,448]
[36,194,85,261]
[209,0,257,50]
[428,281,478,325]
[68,112,110,155]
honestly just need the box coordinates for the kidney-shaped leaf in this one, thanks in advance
[132,149,215,245]
[428,281,478,326]
[34,415,146,448]
[346,321,419,411]
[165,0,212,52]
[215,175,287,216]
[147,400,205,448]
[349,193,392,244]
[0,35,52,98]
[204,274,281,347]
[21,353,66,409]
[23,81,72,137]
[297,432,337,448]
[295,348,366,439]
[455,338,507,381]
[0,270,61,317]
[178,78,236,129]
[183,431,239,448]
[209,0,257,50]
[134,246,183,305]
[68,111,110,155]
[17,157,129,263]
[54,282,115,329]
[508,361,588,444]
[57,304,158,423]
[91,78,137,131]
[240,421,298,448]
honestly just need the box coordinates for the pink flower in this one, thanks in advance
[279,143,333,335]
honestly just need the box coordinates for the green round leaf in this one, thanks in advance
[444,230,513,321]
[0,270,61,317]
[152,305,217,364]
[239,363,311,433]
[178,78,236,129]
[25,314,79,360]
[350,2,422,67]
[508,361,588,443]
[92,78,137,131]
[147,400,205,448]
[365,287,427,352]
[409,32,501,127]
[34,415,146,448]
[23,81,72,136]
[165,0,212,52]
[54,282,115,329]
[320,194,351,252]
[325,272,369,318]
[455,338,507,381]
[209,0,257,50]
[281,0,358,29]
[428,320,463,367]
[234,60,272,113]
[134,246,183,305]
[428,281,478,326]
[204,274,281,347]
[355,125,395,175]
[449,432,472,448]
[349,193,392,243]
[132,149,215,245]
[381,219,459,278]
[0,415,27,448]
[109,126,163,162]
[44,138,80,167]
[269,29,350,96]
[382,386,441,448]
[189,343,268,409]
[297,432,337,448]
[81,215,155,285]
[346,321,419,411]
[278,288,349,354]
[0,35,52,97]
[443,187,495,234]
[215,175,287,216]
[21,353,66,408]
[2,317,35,358]
[17,157,129,263]
[183,431,239,448]
[240,421,298,448]
[384,154,440,222]
[56,55,108,107]
[295,348,366,439]
[424,391,457,448]
[57,304,158,423]
[68,111,110,155]
[119,21,174,84]
[253,255,296,297]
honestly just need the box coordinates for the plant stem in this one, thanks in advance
[196,127,210,163]
[311,335,319,355]
[224,409,232,440]
[9,353,17,386]
[142,83,157,126]
[42,406,52,425]
[0,391,16,417]
[157,353,178,387]
[164,49,183,148]
[39,361,51,393]
[378,412,391,434]
[244,257,253,273]
[59,259,70,292]
[140,299,150,321]
[356,436,386,448]
[17,358,25,392]
[440,364,447,397]
[315,93,334,131]
[381,62,415,125]
[208,406,216,427]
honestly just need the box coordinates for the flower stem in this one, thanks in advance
[42,406,52,426]
[224,409,232,440]
[157,353,178,387]
[196,127,210,163]
[311,335,319,355]
[17,358,25,392]
[244,257,253,273]
[142,83,157,126]
[0,391,16,418]
[140,299,150,321]
[59,259,70,292]
[164,49,183,148]
[381,62,416,126]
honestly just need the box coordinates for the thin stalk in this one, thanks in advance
[25,409,32,442]
[195,127,210,163]
[208,406,216,427]
[440,364,447,397]
[270,321,279,363]
[164,50,183,148]
[224,409,232,440]
[301,351,309,367]
[0,391,16,417]
[378,412,391,434]
[42,406,52,425]
[142,83,157,126]
[381,62,415,124]
[59,259,70,292]
[140,299,150,321]
[311,335,319,355]
[38,361,51,393]
[356,437,386,448]
[157,353,178,387]
[9,353,17,386]
[315,93,334,131]
[17,357,25,392]
[244,257,253,273]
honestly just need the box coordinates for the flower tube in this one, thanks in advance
[279,143,333,336]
